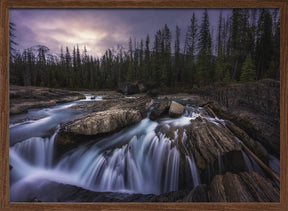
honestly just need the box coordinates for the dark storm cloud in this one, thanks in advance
[9,9,231,57]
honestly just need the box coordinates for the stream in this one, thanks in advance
[9,95,279,202]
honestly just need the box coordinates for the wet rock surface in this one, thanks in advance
[204,102,279,158]
[64,109,142,136]
[199,79,280,158]
[169,101,184,118]
[10,80,280,203]
[209,172,279,202]
[149,97,171,120]
[72,95,152,116]
[16,171,278,202]
[10,85,85,115]
[13,181,155,202]
[55,96,153,153]
[183,184,209,202]
[224,120,269,164]
[185,117,241,168]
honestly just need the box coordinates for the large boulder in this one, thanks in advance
[231,110,280,158]
[64,109,142,136]
[169,101,184,118]
[119,82,139,95]
[55,96,153,155]
[209,172,279,202]
[55,109,142,153]
[185,117,241,167]
[149,97,171,120]
[137,82,147,93]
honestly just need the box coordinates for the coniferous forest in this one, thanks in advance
[9,9,280,90]
[9,8,281,203]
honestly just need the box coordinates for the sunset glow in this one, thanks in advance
[10,9,229,57]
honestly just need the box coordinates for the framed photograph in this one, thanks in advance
[1,0,287,210]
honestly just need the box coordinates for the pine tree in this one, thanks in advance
[72,46,77,88]
[184,13,198,84]
[144,34,151,82]
[215,11,225,81]
[65,47,72,87]
[133,38,139,80]
[175,25,181,84]
[127,37,135,81]
[230,9,242,81]
[37,45,49,86]
[240,54,256,82]
[223,70,231,82]
[196,9,213,84]
[9,9,280,90]
[139,39,144,80]
[161,24,171,86]
[59,47,64,62]
[152,30,162,84]
[255,9,273,79]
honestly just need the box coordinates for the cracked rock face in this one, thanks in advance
[209,172,279,202]
[54,96,153,155]
[66,109,142,136]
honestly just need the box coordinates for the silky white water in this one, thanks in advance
[9,99,206,201]
[9,97,276,202]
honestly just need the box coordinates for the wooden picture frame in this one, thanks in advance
[1,0,287,210]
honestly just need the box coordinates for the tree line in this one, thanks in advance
[9,8,280,90]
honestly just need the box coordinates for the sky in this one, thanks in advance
[9,9,232,57]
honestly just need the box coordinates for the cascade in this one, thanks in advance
[217,150,223,175]
[9,98,275,201]
[185,154,200,187]
[241,150,254,173]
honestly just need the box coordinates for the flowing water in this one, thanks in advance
[217,150,224,175]
[9,95,278,202]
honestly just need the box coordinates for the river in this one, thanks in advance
[9,95,279,202]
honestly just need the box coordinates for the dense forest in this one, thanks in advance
[9,9,280,90]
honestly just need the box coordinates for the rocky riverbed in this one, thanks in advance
[9,80,280,202]
[10,85,85,115]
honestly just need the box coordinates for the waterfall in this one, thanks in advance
[256,141,280,176]
[217,150,223,175]
[10,126,58,168]
[10,103,207,200]
[10,101,277,202]
[185,154,200,187]
[241,150,254,172]
[54,128,181,194]
[269,154,280,175]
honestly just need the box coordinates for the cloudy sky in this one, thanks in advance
[9,9,231,57]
